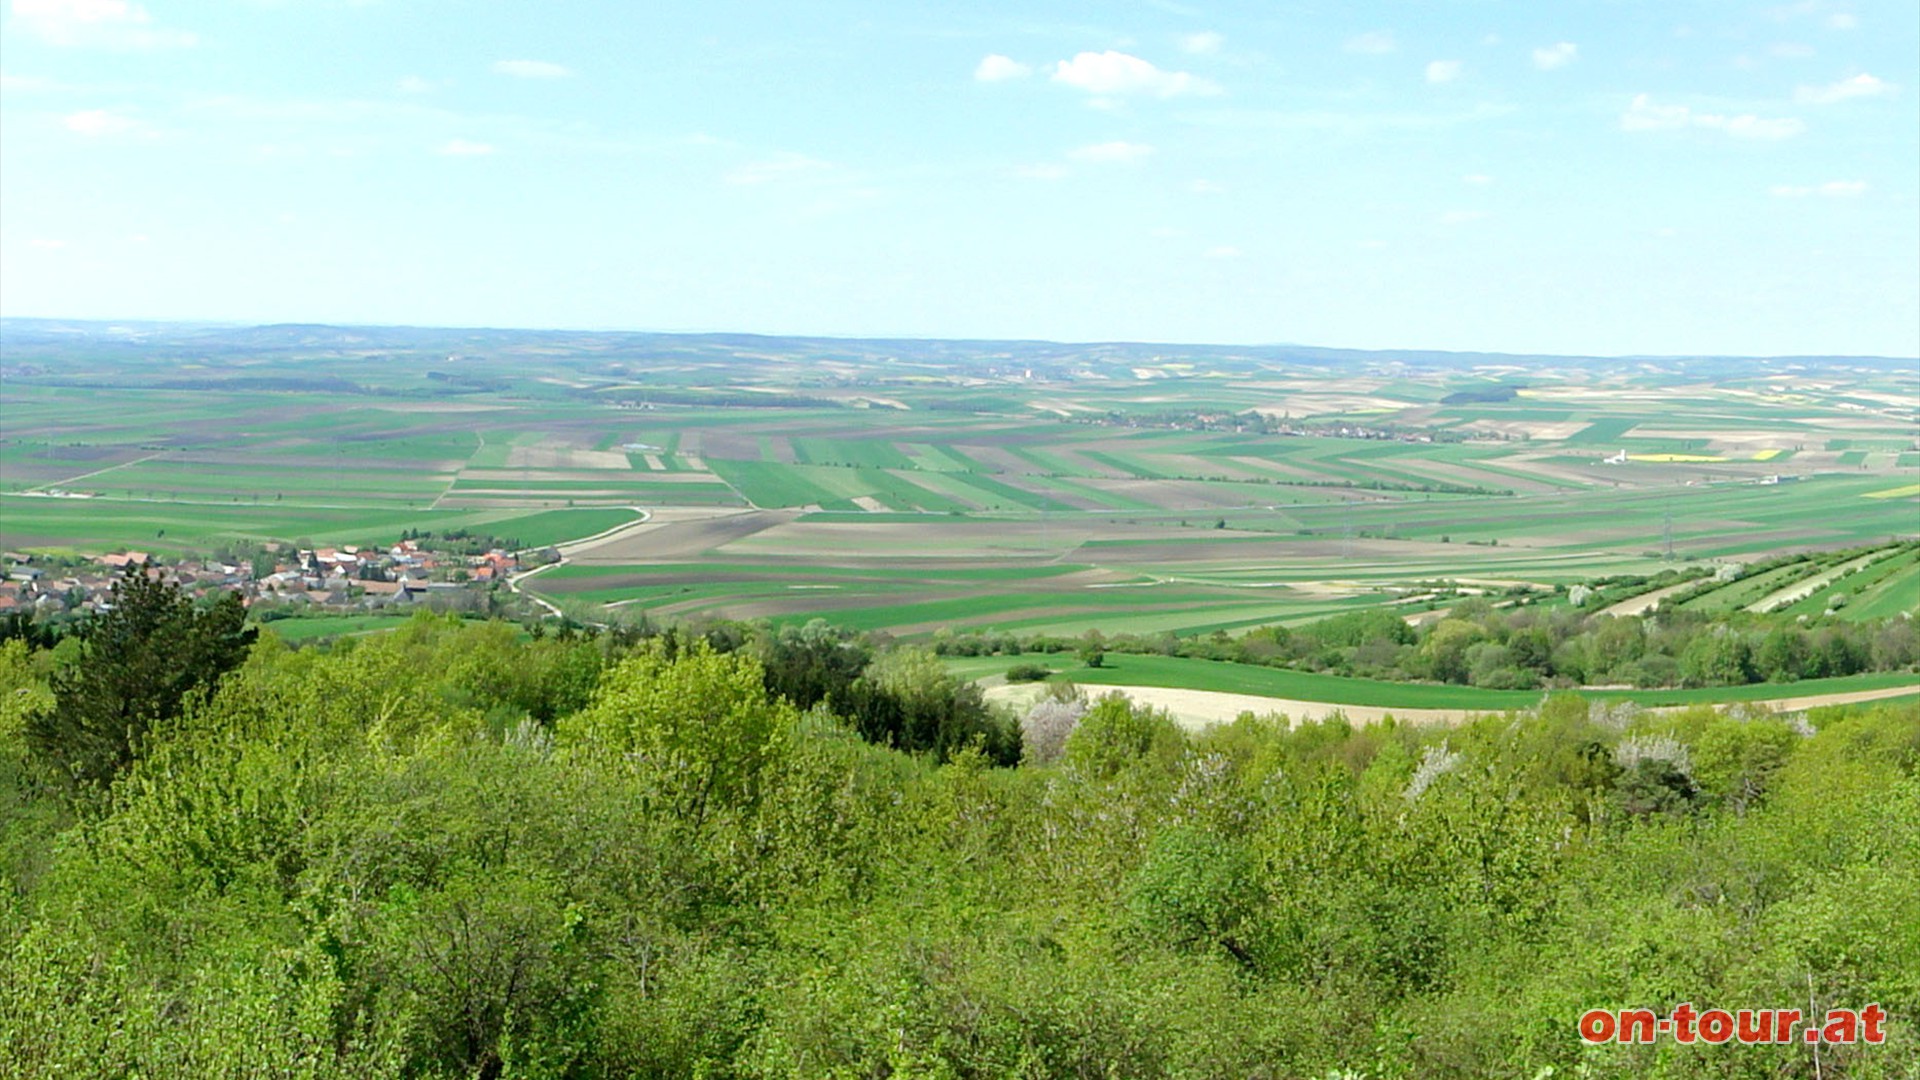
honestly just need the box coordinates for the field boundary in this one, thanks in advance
[986,680,1920,731]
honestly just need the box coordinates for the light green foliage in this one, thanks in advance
[560,638,794,826]
[2,618,1917,1079]
[1062,692,1187,781]
[1420,618,1483,684]
[0,640,62,895]
[1691,714,1799,812]
[0,640,51,756]
[1127,826,1269,968]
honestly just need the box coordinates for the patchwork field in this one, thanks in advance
[3,323,1915,641]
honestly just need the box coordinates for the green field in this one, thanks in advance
[0,496,637,553]
[255,614,416,642]
[5,324,1916,643]
[947,653,1920,711]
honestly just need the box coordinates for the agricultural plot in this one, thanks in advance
[948,653,1920,711]
[0,493,633,553]
[1846,556,1920,620]
[3,323,1915,642]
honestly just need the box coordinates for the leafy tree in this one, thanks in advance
[1420,619,1481,684]
[559,639,791,828]
[1128,826,1270,970]
[1692,716,1798,813]
[1079,628,1107,669]
[1302,608,1414,650]
[27,566,255,789]
[1678,630,1753,687]
[840,646,1019,764]
[1753,625,1810,682]
[0,613,62,651]
[1061,693,1185,780]
[1613,757,1700,817]
[755,617,870,709]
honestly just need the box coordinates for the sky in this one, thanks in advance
[1,0,1916,357]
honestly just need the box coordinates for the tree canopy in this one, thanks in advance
[0,607,1915,1078]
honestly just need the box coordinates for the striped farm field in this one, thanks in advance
[790,438,917,470]
[1847,558,1920,620]
[1776,547,1920,621]
[8,332,1917,642]
[0,494,633,553]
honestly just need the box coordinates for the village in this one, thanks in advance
[0,537,546,623]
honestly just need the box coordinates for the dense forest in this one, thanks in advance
[1,572,1916,1077]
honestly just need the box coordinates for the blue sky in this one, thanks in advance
[2,1,1915,356]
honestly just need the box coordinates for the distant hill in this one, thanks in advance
[2,317,1913,375]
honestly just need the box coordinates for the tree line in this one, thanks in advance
[935,594,1917,691]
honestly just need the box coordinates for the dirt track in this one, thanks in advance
[1600,581,1695,618]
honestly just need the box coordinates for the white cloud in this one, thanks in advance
[1532,42,1577,70]
[1068,140,1155,163]
[1425,60,1462,84]
[1620,94,1805,139]
[397,75,436,94]
[1188,178,1224,194]
[1204,245,1242,259]
[1439,209,1488,224]
[1719,114,1805,138]
[725,152,831,185]
[1180,31,1223,55]
[1619,94,1692,131]
[1795,72,1890,103]
[974,54,1031,82]
[492,59,572,79]
[437,138,495,156]
[61,107,136,136]
[1150,226,1188,238]
[1359,239,1389,250]
[1012,163,1068,181]
[1462,172,1494,185]
[1051,50,1220,98]
[1345,31,1396,55]
[11,0,195,49]
[1827,12,1857,29]
[1771,179,1867,196]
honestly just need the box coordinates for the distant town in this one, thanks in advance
[0,537,549,624]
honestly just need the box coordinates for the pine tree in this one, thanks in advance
[27,564,257,788]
